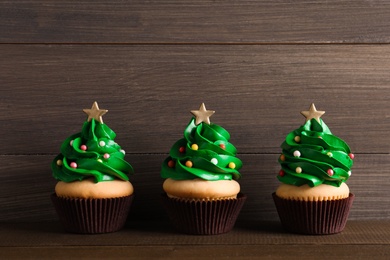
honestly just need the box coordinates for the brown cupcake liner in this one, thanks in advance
[51,193,134,234]
[272,192,354,235]
[161,193,246,235]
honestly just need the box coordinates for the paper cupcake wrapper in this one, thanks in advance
[161,193,246,235]
[272,192,354,235]
[51,193,134,234]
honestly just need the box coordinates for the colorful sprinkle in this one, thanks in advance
[97,159,103,163]
[211,158,218,165]
[294,136,301,143]
[349,153,355,160]
[179,146,185,153]
[327,152,333,157]
[103,153,110,159]
[219,144,226,149]
[293,150,301,157]
[70,140,74,147]
[295,167,302,174]
[191,144,199,150]
[327,169,334,176]
[99,141,106,147]
[168,160,175,168]
[185,160,193,168]
[56,159,63,166]
[279,154,286,161]
[348,171,352,176]
[80,145,87,151]
[120,149,125,154]
[70,162,77,168]
[228,162,236,169]
[279,170,285,177]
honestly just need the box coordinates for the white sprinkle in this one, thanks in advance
[293,150,301,157]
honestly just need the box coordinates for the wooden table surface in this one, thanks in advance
[1,220,390,259]
[1,1,390,258]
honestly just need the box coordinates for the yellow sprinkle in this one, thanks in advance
[191,144,199,150]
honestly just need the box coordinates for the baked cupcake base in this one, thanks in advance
[161,193,246,235]
[272,192,354,235]
[51,193,134,234]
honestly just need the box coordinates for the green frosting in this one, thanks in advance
[161,118,242,181]
[278,118,354,187]
[52,119,134,183]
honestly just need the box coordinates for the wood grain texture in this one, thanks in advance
[3,221,389,247]
[1,45,390,155]
[2,245,390,260]
[1,0,390,227]
[0,154,388,222]
[2,1,390,44]
[1,221,390,259]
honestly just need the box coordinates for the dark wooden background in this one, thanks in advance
[1,0,390,223]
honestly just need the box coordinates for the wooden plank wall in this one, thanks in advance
[1,1,390,222]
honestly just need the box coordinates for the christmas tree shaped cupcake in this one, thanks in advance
[273,103,355,235]
[51,102,134,234]
[161,103,246,235]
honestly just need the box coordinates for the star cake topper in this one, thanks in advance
[300,103,325,122]
[83,101,108,123]
[191,103,215,125]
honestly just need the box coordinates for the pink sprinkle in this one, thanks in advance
[80,145,87,151]
[104,153,110,159]
[327,169,334,176]
[279,170,285,177]
[70,162,77,169]
[348,153,355,160]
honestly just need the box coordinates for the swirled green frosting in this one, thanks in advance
[52,119,134,182]
[161,118,242,181]
[278,118,354,187]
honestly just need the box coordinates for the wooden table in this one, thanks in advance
[1,221,389,259]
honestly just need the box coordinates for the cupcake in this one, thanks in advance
[51,102,134,234]
[161,103,246,235]
[273,103,355,235]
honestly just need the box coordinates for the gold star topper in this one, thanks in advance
[191,103,215,125]
[83,101,108,123]
[300,103,325,122]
